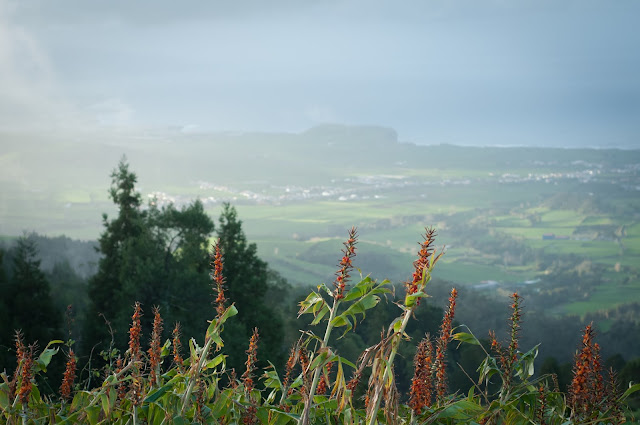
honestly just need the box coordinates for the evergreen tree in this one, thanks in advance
[0,248,11,366]
[84,158,215,357]
[216,203,285,372]
[4,237,61,348]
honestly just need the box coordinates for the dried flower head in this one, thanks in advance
[569,323,604,419]
[406,228,442,299]
[241,330,260,425]
[435,287,458,403]
[60,349,77,400]
[115,356,127,401]
[9,331,26,400]
[128,302,143,363]
[334,227,358,300]
[409,335,434,415]
[172,322,184,371]
[148,306,163,385]
[316,361,333,395]
[242,328,260,394]
[18,343,37,406]
[508,293,522,366]
[282,342,298,391]
[211,239,227,317]
[537,384,547,425]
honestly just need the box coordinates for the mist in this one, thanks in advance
[1,0,639,147]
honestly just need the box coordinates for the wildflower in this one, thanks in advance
[298,348,311,396]
[115,356,127,401]
[148,306,163,385]
[569,323,604,419]
[194,378,206,423]
[172,322,184,371]
[128,302,143,363]
[282,343,298,393]
[18,343,37,406]
[9,331,26,401]
[537,384,547,425]
[334,227,358,300]
[242,328,260,394]
[211,240,227,317]
[228,369,238,390]
[409,335,434,415]
[346,370,362,391]
[606,368,625,424]
[241,329,260,425]
[406,228,442,299]
[434,287,458,403]
[60,349,77,400]
[508,293,522,366]
[316,361,333,395]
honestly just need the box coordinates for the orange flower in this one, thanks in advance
[569,323,604,419]
[333,227,358,300]
[211,239,227,317]
[172,323,184,371]
[148,306,163,385]
[242,328,260,394]
[406,228,442,300]
[18,344,36,406]
[60,349,77,400]
[128,302,143,363]
[435,288,458,402]
[409,335,434,414]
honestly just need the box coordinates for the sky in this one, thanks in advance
[1,0,639,148]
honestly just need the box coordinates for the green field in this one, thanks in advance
[2,126,640,321]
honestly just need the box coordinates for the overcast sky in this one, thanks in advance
[1,0,639,147]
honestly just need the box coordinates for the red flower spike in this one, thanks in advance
[128,302,143,363]
[435,287,458,403]
[333,227,358,300]
[210,240,227,318]
[60,349,77,400]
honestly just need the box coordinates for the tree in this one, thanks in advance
[0,237,61,353]
[84,158,215,357]
[216,203,285,372]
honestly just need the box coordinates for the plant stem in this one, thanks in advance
[367,308,413,425]
[298,297,339,425]
[181,335,215,415]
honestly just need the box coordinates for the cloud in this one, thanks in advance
[0,1,82,130]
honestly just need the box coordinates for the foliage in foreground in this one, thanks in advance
[1,228,639,425]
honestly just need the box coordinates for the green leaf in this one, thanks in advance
[0,383,9,409]
[621,382,640,401]
[268,408,300,424]
[338,356,357,370]
[144,383,172,403]
[171,415,189,425]
[219,303,238,324]
[310,304,330,325]
[204,354,225,371]
[404,291,427,308]
[160,338,172,357]
[36,341,62,371]
[453,332,481,346]
[516,344,539,380]
[437,399,484,419]
[85,405,101,425]
[331,293,381,337]
[318,283,333,297]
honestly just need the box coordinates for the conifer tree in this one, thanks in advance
[216,203,285,372]
[84,158,215,357]
[5,236,61,347]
